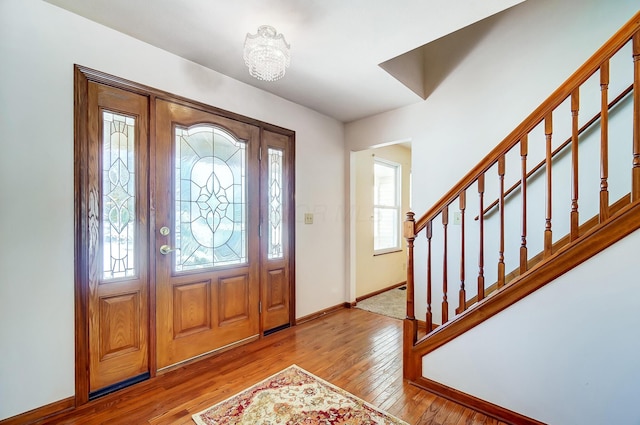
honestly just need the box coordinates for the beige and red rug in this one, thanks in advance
[192,364,408,424]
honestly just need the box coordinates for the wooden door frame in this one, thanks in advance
[74,65,296,405]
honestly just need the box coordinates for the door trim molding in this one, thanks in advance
[74,65,296,405]
[74,65,90,406]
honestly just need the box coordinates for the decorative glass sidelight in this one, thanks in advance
[268,148,284,259]
[102,111,137,279]
[175,125,247,271]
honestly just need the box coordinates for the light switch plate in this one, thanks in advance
[453,211,462,225]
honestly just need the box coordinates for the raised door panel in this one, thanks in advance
[99,293,140,360]
[263,268,290,331]
[155,99,260,370]
[173,281,211,338]
[219,275,250,325]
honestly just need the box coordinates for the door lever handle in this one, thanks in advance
[160,245,176,255]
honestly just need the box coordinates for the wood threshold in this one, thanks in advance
[155,335,261,375]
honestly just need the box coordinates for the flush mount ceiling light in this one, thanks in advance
[243,25,290,82]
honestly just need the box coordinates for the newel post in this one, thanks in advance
[403,211,419,380]
[404,212,416,322]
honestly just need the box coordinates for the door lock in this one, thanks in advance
[159,226,170,236]
[160,245,176,255]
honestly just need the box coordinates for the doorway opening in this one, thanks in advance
[349,141,412,317]
[74,65,295,403]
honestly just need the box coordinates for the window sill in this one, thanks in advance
[373,249,403,257]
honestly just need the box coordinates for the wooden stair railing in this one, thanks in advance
[465,193,631,306]
[475,84,634,222]
[403,8,640,389]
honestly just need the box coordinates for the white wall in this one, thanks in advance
[345,0,639,321]
[422,229,640,425]
[344,0,640,421]
[353,145,411,298]
[0,0,345,419]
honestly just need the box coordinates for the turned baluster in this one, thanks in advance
[457,191,467,314]
[497,156,506,288]
[426,221,433,333]
[403,212,416,322]
[520,136,528,274]
[632,32,640,201]
[477,174,485,301]
[571,89,580,241]
[544,113,553,258]
[600,61,610,221]
[441,207,449,324]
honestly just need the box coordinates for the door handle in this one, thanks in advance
[160,245,176,255]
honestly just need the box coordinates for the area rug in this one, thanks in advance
[355,286,406,320]
[192,364,408,424]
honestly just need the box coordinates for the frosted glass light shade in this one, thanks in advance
[243,25,290,82]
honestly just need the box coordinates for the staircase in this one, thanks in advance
[403,10,640,424]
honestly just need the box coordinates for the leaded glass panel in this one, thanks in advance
[175,125,247,271]
[102,111,136,279]
[268,148,284,259]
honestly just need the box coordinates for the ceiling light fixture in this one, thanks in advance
[243,25,290,82]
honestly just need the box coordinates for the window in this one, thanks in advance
[373,158,401,254]
[102,110,137,280]
[174,125,248,270]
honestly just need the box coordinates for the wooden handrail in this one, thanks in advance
[474,84,634,220]
[404,10,640,389]
[401,14,640,421]
[409,199,640,362]
[414,10,640,234]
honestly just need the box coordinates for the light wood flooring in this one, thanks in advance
[35,308,507,424]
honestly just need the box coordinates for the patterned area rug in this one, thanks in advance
[192,365,408,424]
[355,287,406,320]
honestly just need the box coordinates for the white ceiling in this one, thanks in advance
[45,0,525,123]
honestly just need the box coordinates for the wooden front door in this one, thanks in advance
[76,67,295,400]
[154,100,261,369]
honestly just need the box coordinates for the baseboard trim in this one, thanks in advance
[295,303,348,325]
[355,281,407,303]
[0,396,75,425]
[5,303,352,424]
[412,376,545,425]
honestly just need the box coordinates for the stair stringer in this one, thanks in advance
[405,200,640,423]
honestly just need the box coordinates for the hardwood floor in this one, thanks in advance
[35,308,507,425]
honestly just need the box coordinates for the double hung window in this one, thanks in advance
[373,159,401,254]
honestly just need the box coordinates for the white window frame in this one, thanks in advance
[373,158,402,255]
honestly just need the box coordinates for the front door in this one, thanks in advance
[76,68,295,399]
[154,100,261,369]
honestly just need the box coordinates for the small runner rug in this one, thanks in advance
[192,364,408,424]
